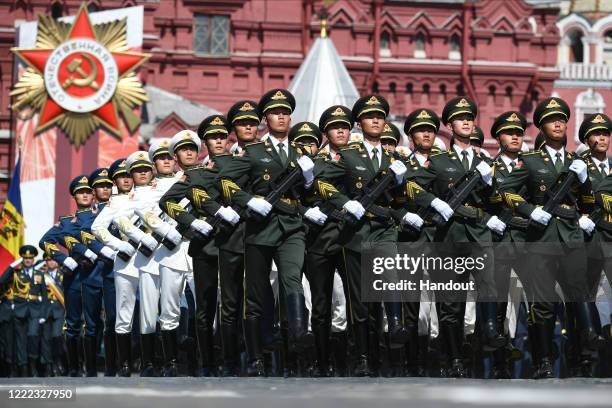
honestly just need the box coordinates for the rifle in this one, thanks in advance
[528,148,589,231]
[247,140,328,222]
[131,209,178,252]
[430,146,506,226]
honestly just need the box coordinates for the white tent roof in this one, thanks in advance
[288,36,360,125]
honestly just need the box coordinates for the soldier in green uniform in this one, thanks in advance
[39,254,65,377]
[0,245,45,376]
[393,108,442,376]
[0,258,15,377]
[498,97,593,379]
[574,113,612,376]
[470,126,485,156]
[217,89,315,376]
[380,122,401,154]
[487,111,530,378]
[159,130,224,376]
[412,97,506,377]
[313,95,427,376]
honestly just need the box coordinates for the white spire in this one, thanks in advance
[288,35,360,124]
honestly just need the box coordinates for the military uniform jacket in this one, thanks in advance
[92,193,141,278]
[217,139,306,246]
[302,151,344,255]
[0,264,45,319]
[39,217,83,291]
[314,142,421,252]
[498,148,590,253]
[0,280,13,322]
[412,148,494,246]
[594,173,612,245]
[160,165,222,258]
[42,268,64,319]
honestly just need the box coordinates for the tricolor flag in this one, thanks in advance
[0,154,24,274]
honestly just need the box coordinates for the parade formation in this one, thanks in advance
[1,89,612,380]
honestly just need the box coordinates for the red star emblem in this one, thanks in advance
[12,3,149,144]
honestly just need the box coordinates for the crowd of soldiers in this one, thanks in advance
[1,89,612,379]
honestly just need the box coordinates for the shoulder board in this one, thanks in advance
[429,151,448,158]
[521,152,539,156]
[579,150,591,158]
[187,165,206,172]
[339,144,361,151]
[245,141,264,147]
[59,215,72,220]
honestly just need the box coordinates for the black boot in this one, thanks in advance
[405,326,420,376]
[220,324,239,377]
[18,365,28,377]
[442,323,467,378]
[312,325,332,377]
[534,320,554,379]
[28,358,39,377]
[116,333,132,377]
[244,318,265,377]
[385,302,409,348]
[352,323,371,377]
[66,337,81,377]
[52,337,65,376]
[161,330,178,377]
[481,303,507,351]
[103,334,117,376]
[84,336,98,377]
[196,325,215,376]
[286,294,308,352]
[576,302,605,351]
[330,331,348,377]
[140,333,157,377]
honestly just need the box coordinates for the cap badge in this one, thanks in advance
[79,176,88,183]
[365,96,380,105]
[271,91,287,100]
[299,123,313,132]
[507,113,520,122]
[417,110,431,119]
[211,116,224,126]
[592,114,606,124]
[332,107,345,116]
[455,98,470,108]
[546,99,561,109]
[99,170,108,177]
[240,102,255,111]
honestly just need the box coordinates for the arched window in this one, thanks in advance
[568,29,584,63]
[51,2,62,19]
[414,33,426,58]
[603,29,612,65]
[380,31,391,57]
[449,34,461,60]
[389,82,396,94]
[372,82,379,93]
[406,83,413,94]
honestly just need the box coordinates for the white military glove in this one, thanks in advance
[569,160,588,184]
[10,258,22,268]
[247,197,272,216]
[389,160,408,185]
[486,215,506,235]
[38,318,46,324]
[116,241,136,257]
[100,246,116,260]
[402,212,424,230]
[530,207,552,226]
[430,198,454,221]
[83,249,97,263]
[191,219,213,237]
[304,206,328,226]
[579,215,595,235]
[63,257,78,271]
[297,155,315,185]
[343,200,366,220]
[215,206,240,225]
[476,161,493,186]
[140,234,158,252]
[164,228,182,245]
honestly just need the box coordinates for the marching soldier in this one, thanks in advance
[39,254,65,377]
[498,97,593,379]
[0,246,45,376]
[313,95,419,376]
[39,176,97,376]
[574,113,612,375]
[217,89,314,376]
[488,111,530,378]
[412,97,506,377]
[380,122,401,154]
[394,108,442,376]
[60,170,114,377]
[91,159,143,377]
[159,130,224,376]
[301,105,354,377]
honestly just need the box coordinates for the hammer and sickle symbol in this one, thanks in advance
[62,53,100,91]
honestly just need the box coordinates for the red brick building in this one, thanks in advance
[0,0,607,205]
